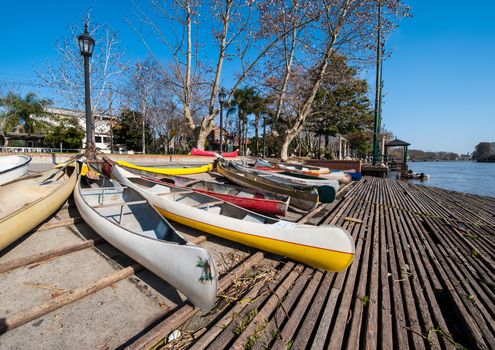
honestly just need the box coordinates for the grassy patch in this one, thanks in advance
[234,309,258,336]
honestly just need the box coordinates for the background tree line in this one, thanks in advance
[1,1,410,158]
[472,142,495,162]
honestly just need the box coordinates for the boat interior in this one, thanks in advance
[189,181,259,198]
[0,165,75,219]
[126,177,279,225]
[0,155,29,172]
[79,174,187,245]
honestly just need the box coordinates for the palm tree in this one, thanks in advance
[0,92,54,134]
[250,94,269,156]
[233,87,259,156]
[224,103,238,150]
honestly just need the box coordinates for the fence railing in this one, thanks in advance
[1,146,82,153]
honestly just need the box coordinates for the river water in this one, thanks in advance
[400,161,495,198]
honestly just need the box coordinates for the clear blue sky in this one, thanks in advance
[1,0,494,154]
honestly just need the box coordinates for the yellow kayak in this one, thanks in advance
[116,160,213,176]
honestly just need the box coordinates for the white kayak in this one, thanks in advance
[74,164,218,310]
[0,155,32,185]
[106,161,355,273]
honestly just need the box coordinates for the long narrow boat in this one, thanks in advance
[224,161,336,204]
[107,164,290,216]
[0,162,77,250]
[0,155,32,185]
[117,160,213,175]
[253,165,340,193]
[217,161,320,211]
[255,159,351,184]
[106,162,355,273]
[74,163,217,310]
[142,174,290,217]
[191,148,239,157]
[272,161,330,174]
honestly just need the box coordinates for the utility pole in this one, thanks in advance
[372,0,382,165]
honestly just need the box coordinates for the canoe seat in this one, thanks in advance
[237,191,254,198]
[193,200,224,209]
[243,214,265,224]
[81,186,126,195]
[175,190,194,195]
[93,200,147,209]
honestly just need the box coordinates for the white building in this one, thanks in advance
[46,107,113,152]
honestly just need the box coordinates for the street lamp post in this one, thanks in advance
[262,113,267,158]
[218,88,226,154]
[77,23,95,151]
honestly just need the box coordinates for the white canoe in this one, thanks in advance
[109,163,355,273]
[256,159,351,184]
[0,162,77,250]
[309,171,352,184]
[254,168,340,193]
[74,164,218,310]
[0,155,32,185]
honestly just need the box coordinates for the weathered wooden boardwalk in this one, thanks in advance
[1,177,494,349]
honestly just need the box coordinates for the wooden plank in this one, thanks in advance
[0,264,142,334]
[193,200,225,209]
[281,271,323,349]
[126,252,265,350]
[37,217,83,231]
[230,264,304,349]
[188,277,268,350]
[0,238,104,274]
[207,262,296,350]
[251,268,314,350]
[391,180,494,348]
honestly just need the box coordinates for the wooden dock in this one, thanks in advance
[1,177,494,349]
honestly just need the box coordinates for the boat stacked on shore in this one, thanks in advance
[0,161,78,250]
[101,159,355,273]
[1,153,359,311]
[75,163,217,310]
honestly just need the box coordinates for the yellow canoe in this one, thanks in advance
[116,160,213,175]
[0,163,78,251]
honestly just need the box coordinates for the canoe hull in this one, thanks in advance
[74,170,217,310]
[190,188,288,216]
[0,163,77,250]
[110,165,354,272]
[0,155,32,185]
[158,207,354,272]
[217,162,318,211]
[117,160,213,175]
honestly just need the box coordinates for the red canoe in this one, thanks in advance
[142,173,289,216]
[191,148,239,157]
[185,181,289,216]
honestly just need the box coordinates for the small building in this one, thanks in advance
[205,126,231,151]
[385,138,411,172]
[46,107,113,152]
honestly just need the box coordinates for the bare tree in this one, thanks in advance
[132,0,318,150]
[38,12,127,142]
[263,0,409,160]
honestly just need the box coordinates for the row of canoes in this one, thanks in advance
[0,155,357,311]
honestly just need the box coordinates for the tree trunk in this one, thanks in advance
[196,129,208,151]
[279,129,300,161]
[0,134,7,148]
